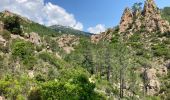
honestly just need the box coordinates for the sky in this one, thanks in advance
[0,0,170,34]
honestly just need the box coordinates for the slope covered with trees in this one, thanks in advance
[0,0,170,100]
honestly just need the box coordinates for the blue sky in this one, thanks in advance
[0,0,170,33]
[45,0,170,32]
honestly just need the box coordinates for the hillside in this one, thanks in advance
[0,0,170,100]
[50,25,93,36]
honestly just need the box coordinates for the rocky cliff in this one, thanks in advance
[119,0,170,34]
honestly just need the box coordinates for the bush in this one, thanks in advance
[40,73,103,100]
[129,33,141,42]
[11,40,34,59]
[0,44,9,53]
[11,39,36,69]
[0,79,22,99]
[4,16,23,35]
[39,52,60,68]
[28,88,41,100]
[151,43,170,59]
[0,30,11,40]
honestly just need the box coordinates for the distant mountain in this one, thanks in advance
[50,25,93,36]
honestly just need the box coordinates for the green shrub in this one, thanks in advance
[11,39,36,69]
[11,40,34,59]
[36,45,43,52]
[0,44,9,53]
[4,16,23,36]
[39,52,60,68]
[28,88,41,100]
[40,73,104,100]
[0,79,22,99]
[151,43,170,59]
[129,33,141,42]
[0,30,11,40]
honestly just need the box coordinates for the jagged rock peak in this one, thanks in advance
[119,0,170,34]
[119,7,133,33]
[143,0,158,16]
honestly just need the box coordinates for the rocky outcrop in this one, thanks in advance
[11,32,41,45]
[25,32,41,45]
[91,28,114,43]
[145,68,160,95]
[0,21,4,32]
[57,34,79,54]
[119,0,170,34]
[119,8,133,33]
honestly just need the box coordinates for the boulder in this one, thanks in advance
[57,34,79,54]
[145,68,160,95]
[28,32,41,45]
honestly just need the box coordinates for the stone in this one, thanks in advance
[145,68,160,95]
[119,0,170,34]
[28,32,41,45]
[57,34,79,54]
[91,28,113,43]
[119,8,133,33]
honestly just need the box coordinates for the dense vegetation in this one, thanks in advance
[1,3,170,100]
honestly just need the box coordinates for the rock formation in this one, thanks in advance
[26,32,41,45]
[145,68,160,95]
[91,29,113,43]
[57,34,79,54]
[119,0,170,34]
[91,28,114,43]
[119,8,133,33]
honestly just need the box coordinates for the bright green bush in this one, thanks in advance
[0,79,22,99]
[40,73,104,100]
[11,40,34,59]
[11,39,36,69]
[39,52,60,68]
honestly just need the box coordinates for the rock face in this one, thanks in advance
[119,8,133,33]
[28,32,41,45]
[57,34,79,54]
[91,28,114,43]
[119,0,170,34]
[145,68,160,95]
[25,32,41,45]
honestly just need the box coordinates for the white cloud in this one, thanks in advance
[88,24,106,34]
[0,0,83,30]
